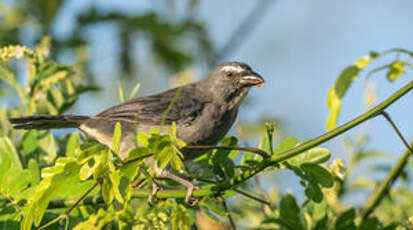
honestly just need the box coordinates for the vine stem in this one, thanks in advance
[213,80,413,192]
[361,111,413,219]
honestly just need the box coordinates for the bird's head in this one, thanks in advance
[205,62,264,107]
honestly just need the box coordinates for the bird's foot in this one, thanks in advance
[139,167,164,206]
[160,170,201,206]
[185,183,200,207]
[148,180,163,206]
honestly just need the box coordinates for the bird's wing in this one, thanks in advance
[96,84,210,126]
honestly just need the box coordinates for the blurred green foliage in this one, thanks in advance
[1,1,413,229]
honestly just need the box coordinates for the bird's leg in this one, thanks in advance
[139,167,162,205]
[159,170,200,206]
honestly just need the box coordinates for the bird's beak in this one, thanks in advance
[240,72,264,87]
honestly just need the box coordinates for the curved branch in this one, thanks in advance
[212,80,413,191]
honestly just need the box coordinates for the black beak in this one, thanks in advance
[240,72,264,87]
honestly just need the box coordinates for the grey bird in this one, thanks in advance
[9,61,264,204]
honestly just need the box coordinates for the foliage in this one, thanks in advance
[1,2,413,229]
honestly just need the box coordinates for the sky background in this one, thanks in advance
[3,0,413,204]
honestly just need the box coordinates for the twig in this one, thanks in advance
[116,153,153,169]
[361,112,413,219]
[233,188,271,206]
[381,111,413,154]
[219,196,237,230]
[254,176,271,217]
[39,180,100,229]
[2,192,22,213]
[48,196,104,209]
[66,181,100,215]
[183,145,270,159]
[381,48,413,57]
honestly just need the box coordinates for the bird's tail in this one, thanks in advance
[9,115,89,129]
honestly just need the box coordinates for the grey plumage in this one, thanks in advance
[10,62,264,160]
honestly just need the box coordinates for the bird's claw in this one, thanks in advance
[185,184,200,206]
[148,181,163,206]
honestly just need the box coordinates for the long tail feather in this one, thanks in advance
[9,115,89,129]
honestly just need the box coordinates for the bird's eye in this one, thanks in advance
[226,72,234,78]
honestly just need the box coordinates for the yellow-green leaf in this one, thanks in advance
[386,61,406,82]
[326,87,342,131]
[113,122,122,154]
[118,81,125,102]
[354,56,371,69]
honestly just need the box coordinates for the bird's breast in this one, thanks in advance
[177,103,238,148]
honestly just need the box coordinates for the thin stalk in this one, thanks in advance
[361,112,413,219]
[219,196,237,230]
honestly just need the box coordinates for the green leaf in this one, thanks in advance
[109,173,124,203]
[37,131,57,164]
[102,176,114,204]
[137,131,151,146]
[118,81,125,102]
[22,157,83,230]
[66,133,82,157]
[258,136,272,154]
[279,194,300,219]
[334,65,359,98]
[369,51,380,59]
[22,130,38,155]
[326,86,341,131]
[27,159,40,186]
[359,217,379,230]
[171,203,191,230]
[355,56,371,69]
[200,198,226,217]
[0,137,22,186]
[0,61,24,100]
[304,183,323,203]
[128,83,141,100]
[386,61,406,82]
[327,64,362,131]
[240,151,254,166]
[113,122,122,154]
[262,218,304,230]
[79,157,101,181]
[272,137,298,159]
[287,147,330,167]
[269,194,305,230]
[48,88,64,109]
[301,163,334,188]
[313,215,328,230]
[335,209,357,230]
